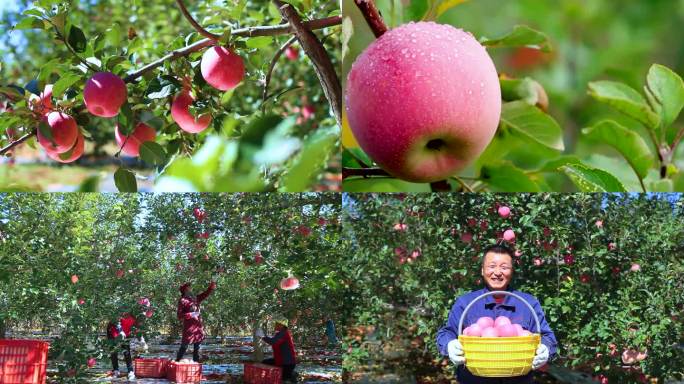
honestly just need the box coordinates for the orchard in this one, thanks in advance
[0,1,341,192]
[0,193,346,382]
[340,193,684,383]
[341,0,684,192]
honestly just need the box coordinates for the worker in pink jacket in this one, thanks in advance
[176,281,216,362]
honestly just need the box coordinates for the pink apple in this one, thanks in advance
[514,250,522,257]
[513,324,524,335]
[280,276,300,290]
[410,249,421,259]
[464,323,482,336]
[595,220,603,228]
[393,223,408,231]
[45,132,84,163]
[115,122,156,156]
[345,21,501,182]
[38,112,79,153]
[481,327,499,337]
[285,46,299,61]
[84,72,127,117]
[78,298,85,305]
[301,105,315,121]
[503,229,515,241]
[144,310,154,318]
[630,263,640,272]
[494,316,511,327]
[497,324,518,337]
[608,242,617,251]
[533,258,543,266]
[201,46,245,91]
[87,358,97,368]
[476,316,494,329]
[171,91,212,133]
[138,297,150,307]
[71,275,79,284]
[498,206,510,218]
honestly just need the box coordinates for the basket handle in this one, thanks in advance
[457,290,541,336]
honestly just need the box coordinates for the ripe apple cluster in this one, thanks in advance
[35,44,245,163]
[463,316,533,337]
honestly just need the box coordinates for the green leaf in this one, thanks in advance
[51,73,81,97]
[67,25,87,53]
[587,81,659,129]
[406,0,429,21]
[37,121,54,145]
[582,120,655,179]
[139,142,167,166]
[14,17,44,30]
[534,155,584,173]
[105,23,122,48]
[114,168,137,192]
[240,115,283,146]
[649,179,673,192]
[343,177,431,192]
[246,36,272,49]
[279,125,338,192]
[480,162,541,192]
[480,25,551,52]
[500,101,564,151]
[76,175,100,192]
[117,104,134,135]
[559,164,627,192]
[434,0,470,18]
[645,64,684,142]
[145,76,179,100]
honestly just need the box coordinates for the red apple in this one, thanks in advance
[201,46,245,91]
[45,132,84,163]
[71,275,79,284]
[497,206,510,218]
[38,111,79,153]
[285,46,299,61]
[171,91,212,133]
[115,122,155,156]
[84,72,127,117]
[280,276,300,290]
[87,358,97,368]
[630,263,640,272]
[393,223,408,231]
[595,220,603,228]
[345,22,501,182]
[503,229,515,241]
[460,232,473,243]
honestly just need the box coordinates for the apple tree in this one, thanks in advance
[0,0,341,192]
[0,192,345,381]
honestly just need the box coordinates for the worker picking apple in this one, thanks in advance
[436,244,557,383]
[175,280,216,362]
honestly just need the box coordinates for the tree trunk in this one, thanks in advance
[0,318,6,339]
[250,318,264,362]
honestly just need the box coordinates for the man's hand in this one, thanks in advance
[532,344,549,369]
[447,339,465,366]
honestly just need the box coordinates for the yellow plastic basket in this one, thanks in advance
[457,290,542,377]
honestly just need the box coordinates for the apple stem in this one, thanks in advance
[430,180,451,192]
[353,0,388,38]
[262,36,298,114]
[175,0,221,41]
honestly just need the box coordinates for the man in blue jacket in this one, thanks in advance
[436,244,558,383]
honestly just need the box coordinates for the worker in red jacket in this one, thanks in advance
[261,317,297,382]
[176,281,216,362]
[106,312,138,380]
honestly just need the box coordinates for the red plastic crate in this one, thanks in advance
[166,360,202,383]
[134,358,168,378]
[0,339,49,384]
[244,363,282,384]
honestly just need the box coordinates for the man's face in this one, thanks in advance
[481,251,513,291]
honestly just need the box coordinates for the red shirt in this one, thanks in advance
[107,313,137,339]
